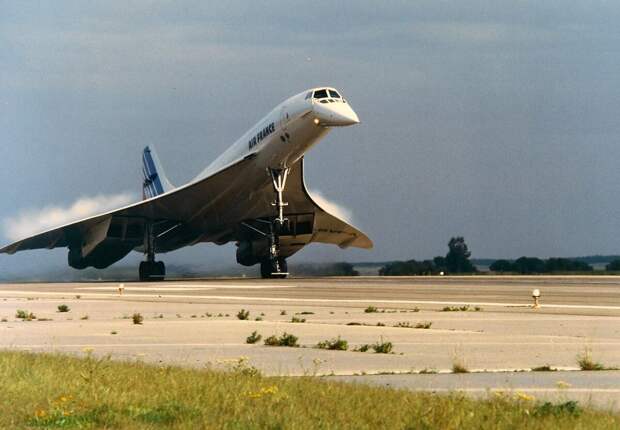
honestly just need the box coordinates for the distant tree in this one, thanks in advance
[606,259,620,271]
[489,259,515,273]
[379,259,437,276]
[545,258,593,273]
[445,237,477,273]
[433,256,446,272]
[332,262,359,276]
[513,257,545,274]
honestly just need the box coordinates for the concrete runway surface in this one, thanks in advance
[1,276,619,410]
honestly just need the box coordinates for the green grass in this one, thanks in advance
[0,352,617,429]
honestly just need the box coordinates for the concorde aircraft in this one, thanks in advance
[0,87,372,280]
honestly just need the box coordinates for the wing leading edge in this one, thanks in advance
[0,157,251,256]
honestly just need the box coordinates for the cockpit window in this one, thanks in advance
[313,89,328,99]
[329,90,341,98]
[305,92,312,100]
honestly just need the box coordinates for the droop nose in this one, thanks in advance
[313,101,360,126]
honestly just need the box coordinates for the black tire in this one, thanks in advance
[277,257,288,274]
[260,258,288,279]
[260,260,272,279]
[139,261,149,282]
[139,261,166,281]
[156,261,166,279]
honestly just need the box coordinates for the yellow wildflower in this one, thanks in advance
[556,380,572,389]
[35,409,47,418]
[516,392,536,402]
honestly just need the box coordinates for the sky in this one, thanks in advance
[2,1,620,275]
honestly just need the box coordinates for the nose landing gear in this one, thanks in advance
[258,168,291,279]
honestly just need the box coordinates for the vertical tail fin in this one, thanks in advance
[142,146,174,199]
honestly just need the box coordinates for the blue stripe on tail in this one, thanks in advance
[142,147,168,199]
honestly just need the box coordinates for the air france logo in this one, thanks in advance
[248,122,275,150]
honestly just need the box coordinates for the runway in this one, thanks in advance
[1,276,619,409]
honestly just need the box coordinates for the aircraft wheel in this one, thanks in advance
[260,260,272,279]
[139,261,150,281]
[275,257,288,278]
[260,258,288,279]
[139,261,166,281]
[156,261,166,280]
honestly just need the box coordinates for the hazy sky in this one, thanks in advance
[2,1,620,274]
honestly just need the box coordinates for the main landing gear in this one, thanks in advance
[139,222,166,281]
[259,168,290,279]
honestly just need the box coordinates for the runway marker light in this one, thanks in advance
[532,289,540,309]
[118,283,125,295]
[313,118,320,125]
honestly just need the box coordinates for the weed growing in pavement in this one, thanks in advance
[80,315,89,320]
[316,337,348,351]
[364,306,378,313]
[264,332,299,347]
[15,310,35,320]
[577,348,605,371]
[394,321,413,328]
[531,365,556,372]
[452,361,469,373]
[415,322,433,329]
[372,338,393,354]
[132,313,144,325]
[246,331,262,344]
[237,309,250,320]
[57,304,70,313]
[291,316,305,323]
[280,310,287,315]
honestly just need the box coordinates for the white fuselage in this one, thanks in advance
[194,87,360,183]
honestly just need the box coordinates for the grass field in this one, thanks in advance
[0,351,618,429]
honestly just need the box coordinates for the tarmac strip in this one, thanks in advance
[2,290,620,311]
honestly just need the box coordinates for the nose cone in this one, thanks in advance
[313,101,360,126]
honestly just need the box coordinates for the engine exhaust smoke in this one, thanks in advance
[3,192,135,242]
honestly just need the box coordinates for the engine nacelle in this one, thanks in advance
[236,239,269,266]
[68,240,134,270]
[68,247,89,269]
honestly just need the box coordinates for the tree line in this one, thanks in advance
[380,237,476,275]
[489,257,593,273]
[379,237,620,275]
